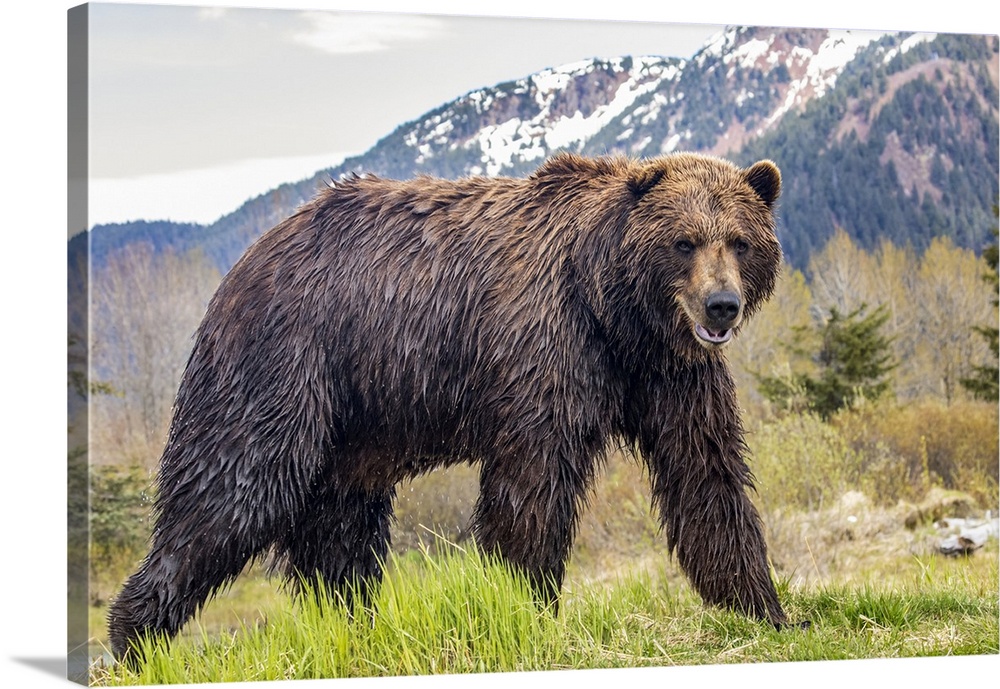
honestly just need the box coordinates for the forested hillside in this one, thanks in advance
[738,32,999,264]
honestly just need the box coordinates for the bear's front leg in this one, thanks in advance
[640,359,788,626]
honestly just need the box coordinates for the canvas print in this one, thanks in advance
[67,3,999,686]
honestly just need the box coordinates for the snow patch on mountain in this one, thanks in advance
[809,31,885,79]
[542,61,677,151]
[531,59,588,101]
[882,33,937,64]
[727,35,774,70]
[458,56,683,174]
[765,30,885,128]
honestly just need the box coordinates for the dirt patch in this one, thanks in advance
[569,488,997,593]
[764,489,995,587]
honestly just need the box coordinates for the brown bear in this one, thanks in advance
[108,152,790,661]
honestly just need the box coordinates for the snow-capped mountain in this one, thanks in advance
[404,56,683,175]
[88,25,998,271]
[359,27,939,182]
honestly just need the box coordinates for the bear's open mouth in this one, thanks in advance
[694,323,733,345]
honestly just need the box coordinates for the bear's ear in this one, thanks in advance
[626,166,665,199]
[744,160,781,208]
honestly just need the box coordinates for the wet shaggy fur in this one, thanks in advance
[108,152,788,661]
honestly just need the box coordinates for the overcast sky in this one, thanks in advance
[83,2,999,227]
[88,5,719,178]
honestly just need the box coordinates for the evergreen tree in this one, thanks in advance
[806,305,897,417]
[960,206,999,400]
[757,304,897,418]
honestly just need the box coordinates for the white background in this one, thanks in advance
[3,2,998,688]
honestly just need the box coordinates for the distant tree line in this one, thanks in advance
[730,227,998,412]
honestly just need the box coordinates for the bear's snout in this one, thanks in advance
[705,290,741,329]
[690,289,743,347]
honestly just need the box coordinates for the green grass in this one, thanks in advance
[90,539,999,685]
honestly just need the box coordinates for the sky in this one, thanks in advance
[86,4,721,226]
[3,3,1000,689]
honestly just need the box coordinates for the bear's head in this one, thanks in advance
[621,154,783,361]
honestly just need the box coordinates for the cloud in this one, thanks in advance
[197,7,228,21]
[292,12,445,54]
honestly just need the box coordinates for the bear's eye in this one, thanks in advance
[675,239,695,255]
[734,239,750,256]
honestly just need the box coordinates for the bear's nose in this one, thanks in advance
[705,291,741,327]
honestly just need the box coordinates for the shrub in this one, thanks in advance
[90,464,154,581]
[746,400,998,511]
[835,400,999,506]
[390,451,665,568]
[90,464,152,553]
[391,464,479,552]
[747,413,868,512]
[573,450,663,566]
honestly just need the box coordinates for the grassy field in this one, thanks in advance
[86,401,999,685]
[89,533,998,686]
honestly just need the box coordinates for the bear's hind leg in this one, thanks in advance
[107,504,271,663]
[277,478,395,611]
[472,444,597,612]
